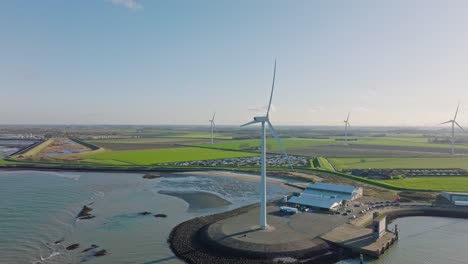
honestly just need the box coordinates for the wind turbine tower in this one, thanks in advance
[438,103,465,155]
[344,112,351,143]
[241,60,293,230]
[209,112,216,144]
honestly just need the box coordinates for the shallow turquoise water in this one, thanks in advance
[0,171,294,263]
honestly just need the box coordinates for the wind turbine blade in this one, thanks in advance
[212,112,216,121]
[240,120,259,127]
[454,102,460,120]
[266,60,276,117]
[347,122,351,129]
[346,112,350,122]
[455,121,465,132]
[267,121,294,171]
[437,121,452,125]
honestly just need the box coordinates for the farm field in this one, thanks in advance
[383,177,468,192]
[80,147,258,165]
[329,157,468,171]
[351,137,468,149]
[189,138,335,152]
[87,137,220,151]
[170,133,232,139]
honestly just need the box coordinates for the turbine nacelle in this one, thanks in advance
[254,116,268,122]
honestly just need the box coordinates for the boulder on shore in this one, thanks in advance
[154,213,167,218]
[77,205,96,220]
[143,173,161,179]
[138,211,152,216]
[66,243,80,250]
[81,244,99,253]
[94,250,107,257]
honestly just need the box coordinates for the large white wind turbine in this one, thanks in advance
[344,112,351,143]
[209,112,216,144]
[438,103,465,155]
[241,60,293,230]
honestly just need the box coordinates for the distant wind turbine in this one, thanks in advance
[344,112,351,143]
[209,112,216,144]
[241,60,293,230]
[437,102,465,155]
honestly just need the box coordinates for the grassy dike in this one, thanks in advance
[2,157,467,193]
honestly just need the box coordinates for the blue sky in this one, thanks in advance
[2,0,468,126]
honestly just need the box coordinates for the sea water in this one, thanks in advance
[0,171,294,263]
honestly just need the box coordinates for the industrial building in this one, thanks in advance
[288,182,363,211]
[441,192,468,206]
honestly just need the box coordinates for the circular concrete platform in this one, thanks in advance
[201,205,346,258]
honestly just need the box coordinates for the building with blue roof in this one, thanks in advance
[288,182,363,211]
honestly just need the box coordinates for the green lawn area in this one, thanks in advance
[316,157,336,171]
[329,157,468,171]
[87,137,199,144]
[0,159,12,165]
[170,133,232,139]
[190,138,335,151]
[81,147,257,165]
[351,137,468,149]
[383,177,468,192]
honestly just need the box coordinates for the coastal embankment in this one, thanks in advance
[169,203,468,264]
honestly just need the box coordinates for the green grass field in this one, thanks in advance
[315,157,336,171]
[383,177,468,192]
[350,136,468,149]
[82,147,258,165]
[170,133,232,139]
[329,157,468,171]
[87,137,199,144]
[190,138,335,151]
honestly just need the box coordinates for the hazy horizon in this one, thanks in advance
[3,1,468,126]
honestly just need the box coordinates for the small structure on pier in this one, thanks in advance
[441,192,468,206]
[372,212,386,239]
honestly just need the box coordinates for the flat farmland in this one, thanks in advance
[189,138,335,152]
[286,143,468,157]
[87,137,231,151]
[329,157,468,171]
[81,147,258,165]
[352,136,468,149]
[383,177,468,192]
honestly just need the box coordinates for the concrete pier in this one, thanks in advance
[320,224,396,257]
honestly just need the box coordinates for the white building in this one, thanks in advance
[441,192,468,206]
[287,182,363,211]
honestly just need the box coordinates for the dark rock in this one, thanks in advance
[79,215,96,220]
[94,250,107,257]
[138,211,152,216]
[66,243,80,250]
[154,213,167,218]
[77,205,93,218]
[54,238,64,244]
[81,244,99,253]
[143,173,161,179]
